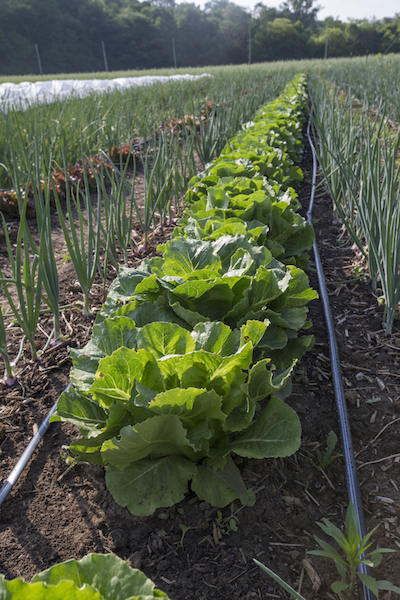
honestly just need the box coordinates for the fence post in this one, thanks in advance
[35,43,43,75]
[102,41,109,72]
[172,37,177,69]
[249,30,251,65]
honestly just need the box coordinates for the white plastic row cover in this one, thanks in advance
[0,73,211,111]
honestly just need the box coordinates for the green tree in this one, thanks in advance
[280,0,321,28]
[379,16,400,53]
[253,17,309,61]
[174,3,219,66]
[344,20,380,56]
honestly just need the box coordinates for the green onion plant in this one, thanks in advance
[310,77,400,334]
[29,146,63,345]
[0,193,42,361]
[135,135,175,251]
[0,306,25,385]
[170,130,197,215]
[356,122,400,334]
[193,106,227,168]
[53,154,102,316]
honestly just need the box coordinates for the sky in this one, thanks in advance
[176,0,400,22]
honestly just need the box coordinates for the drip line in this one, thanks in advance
[0,383,71,508]
[306,117,375,600]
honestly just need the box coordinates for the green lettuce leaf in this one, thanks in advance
[0,579,103,600]
[101,414,197,466]
[191,455,253,508]
[51,386,107,437]
[91,348,162,408]
[136,322,195,358]
[32,553,168,599]
[105,456,198,516]
[228,396,301,458]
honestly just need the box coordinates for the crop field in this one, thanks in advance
[0,57,400,600]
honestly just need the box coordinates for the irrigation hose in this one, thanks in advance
[0,383,71,508]
[306,117,375,600]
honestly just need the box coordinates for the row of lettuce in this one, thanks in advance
[52,73,317,517]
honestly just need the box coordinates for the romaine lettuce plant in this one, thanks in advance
[178,184,314,266]
[200,73,307,189]
[0,553,169,599]
[53,320,301,515]
[99,236,317,349]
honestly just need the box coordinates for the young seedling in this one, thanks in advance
[175,524,193,550]
[317,430,342,470]
[309,502,400,599]
[255,503,400,600]
[215,503,242,536]
[303,431,341,486]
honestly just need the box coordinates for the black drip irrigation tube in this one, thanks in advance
[306,117,375,600]
[0,116,376,600]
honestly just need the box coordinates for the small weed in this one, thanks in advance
[215,503,244,536]
[305,430,342,473]
[175,524,192,549]
[316,430,342,470]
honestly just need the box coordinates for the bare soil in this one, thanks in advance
[0,138,400,600]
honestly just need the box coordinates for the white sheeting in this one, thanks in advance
[0,73,211,111]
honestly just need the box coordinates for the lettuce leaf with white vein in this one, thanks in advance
[0,579,103,600]
[53,320,301,515]
[69,316,137,390]
[227,395,301,458]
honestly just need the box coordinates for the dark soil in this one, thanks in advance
[0,136,400,600]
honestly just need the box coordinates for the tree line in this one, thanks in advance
[0,0,399,76]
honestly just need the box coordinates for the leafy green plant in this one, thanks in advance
[255,505,400,599]
[306,430,342,472]
[0,553,170,599]
[309,502,400,599]
[215,502,244,535]
[316,430,341,470]
[52,319,301,515]
[176,523,193,549]
[180,180,314,267]
[51,73,314,521]
[98,235,317,368]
